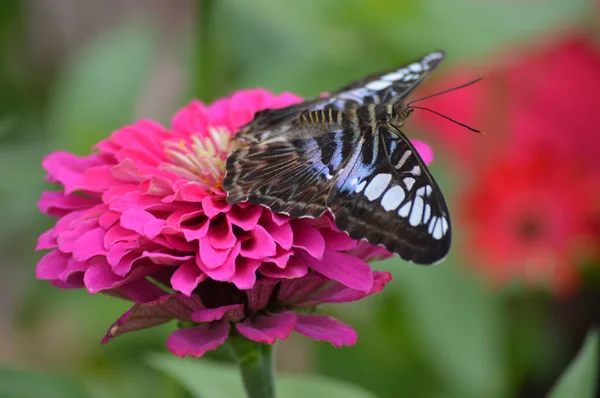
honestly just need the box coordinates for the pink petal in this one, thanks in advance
[59,258,89,281]
[112,251,143,277]
[198,237,230,268]
[292,225,325,260]
[36,250,69,280]
[42,151,106,193]
[200,241,239,281]
[264,248,293,268]
[348,241,392,262]
[144,252,193,265]
[111,158,145,182]
[171,259,206,296]
[296,250,373,292]
[104,223,139,247]
[57,219,97,253]
[410,139,434,165]
[230,258,262,290]
[259,259,308,279]
[276,274,325,305]
[240,225,276,259]
[83,259,123,293]
[38,191,96,217]
[244,279,277,312]
[294,315,357,347]
[109,278,169,303]
[261,215,293,250]
[99,210,120,229]
[120,208,165,238]
[167,321,230,358]
[208,217,236,249]
[172,182,209,202]
[171,100,210,134]
[167,209,210,242]
[83,258,160,293]
[236,312,297,344]
[79,166,123,192]
[36,228,57,250]
[270,212,290,226]
[102,304,172,344]
[102,293,206,343]
[72,227,107,262]
[227,205,262,231]
[191,303,245,323]
[106,241,138,266]
[295,271,392,308]
[202,196,231,218]
[320,229,357,251]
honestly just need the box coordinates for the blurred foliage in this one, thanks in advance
[1,0,599,397]
[148,353,378,398]
[547,329,598,398]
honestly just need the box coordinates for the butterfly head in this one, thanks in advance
[391,103,414,128]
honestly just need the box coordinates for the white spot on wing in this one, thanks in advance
[403,177,415,191]
[432,218,444,240]
[411,165,421,176]
[441,216,449,234]
[428,216,437,234]
[355,180,367,193]
[382,69,407,81]
[395,150,412,169]
[423,204,431,223]
[409,63,423,72]
[365,80,392,90]
[381,185,405,211]
[364,173,392,200]
[409,196,424,226]
[398,202,411,217]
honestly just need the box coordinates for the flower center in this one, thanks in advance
[163,127,237,190]
[516,214,545,241]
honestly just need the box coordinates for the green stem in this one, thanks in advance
[194,0,215,102]
[230,337,277,398]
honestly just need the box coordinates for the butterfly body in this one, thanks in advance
[224,51,451,264]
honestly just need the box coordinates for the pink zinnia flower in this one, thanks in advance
[102,271,391,357]
[36,89,432,296]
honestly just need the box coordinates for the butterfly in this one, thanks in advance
[223,51,464,265]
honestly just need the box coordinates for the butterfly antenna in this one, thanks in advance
[407,78,483,105]
[409,106,484,134]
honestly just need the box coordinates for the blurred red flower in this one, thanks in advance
[415,35,600,171]
[462,148,598,294]
[417,34,600,294]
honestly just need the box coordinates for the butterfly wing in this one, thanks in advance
[224,117,451,264]
[224,51,451,264]
[224,112,351,218]
[327,123,451,264]
[330,50,445,104]
[237,51,445,144]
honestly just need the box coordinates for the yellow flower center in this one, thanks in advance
[163,127,237,190]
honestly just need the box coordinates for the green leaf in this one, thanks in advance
[0,367,89,398]
[374,255,507,398]
[279,374,378,398]
[148,353,378,398]
[47,24,156,154]
[547,329,599,398]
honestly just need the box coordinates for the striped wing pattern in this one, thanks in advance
[223,51,451,264]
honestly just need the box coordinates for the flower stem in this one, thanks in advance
[230,337,277,398]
